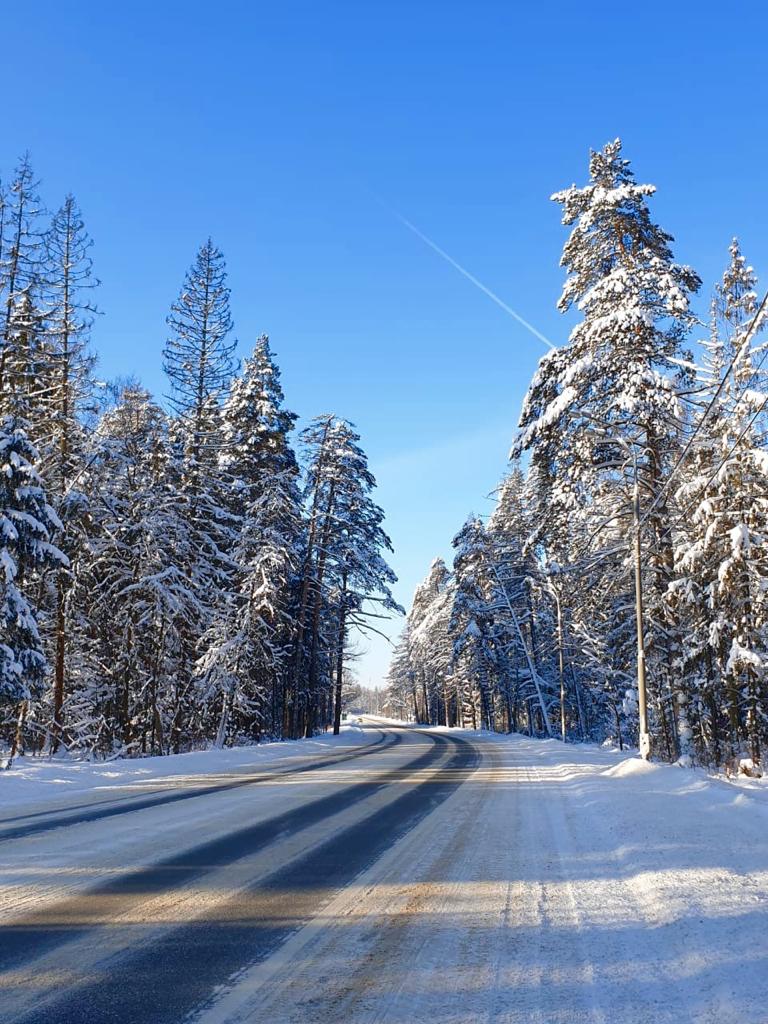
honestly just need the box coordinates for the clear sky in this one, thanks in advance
[4,1,768,686]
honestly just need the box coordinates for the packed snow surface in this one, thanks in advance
[2,723,768,1024]
[198,727,768,1024]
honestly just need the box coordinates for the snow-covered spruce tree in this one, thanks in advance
[73,387,202,755]
[0,416,65,762]
[41,194,98,490]
[513,138,701,760]
[196,473,301,745]
[0,289,48,426]
[0,155,45,398]
[406,558,454,725]
[0,291,64,753]
[450,516,499,731]
[671,240,768,770]
[163,238,236,487]
[219,336,299,503]
[196,337,303,745]
[40,194,98,752]
[384,625,415,721]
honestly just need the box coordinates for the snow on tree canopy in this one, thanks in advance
[0,417,66,706]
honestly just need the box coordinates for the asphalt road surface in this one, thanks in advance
[0,723,479,1024]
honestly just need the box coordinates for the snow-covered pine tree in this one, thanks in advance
[286,414,336,738]
[288,416,400,737]
[40,194,98,752]
[0,415,65,763]
[513,138,701,758]
[516,458,632,745]
[322,423,402,734]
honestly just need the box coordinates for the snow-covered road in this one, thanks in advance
[1,723,767,1023]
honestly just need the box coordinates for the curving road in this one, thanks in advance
[2,722,767,1024]
[0,723,480,1024]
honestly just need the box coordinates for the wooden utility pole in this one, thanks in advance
[633,483,651,760]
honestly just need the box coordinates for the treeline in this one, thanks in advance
[386,139,768,775]
[343,682,386,716]
[0,154,401,763]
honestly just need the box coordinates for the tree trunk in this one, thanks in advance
[332,602,347,736]
[7,701,28,766]
[554,589,567,742]
[50,580,66,754]
[287,421,332,738]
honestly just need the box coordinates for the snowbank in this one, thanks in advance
[0,722,372,812]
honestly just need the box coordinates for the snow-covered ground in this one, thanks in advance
[0,720,370,812]
[199,728,768,1024]
[2,723,768,1023]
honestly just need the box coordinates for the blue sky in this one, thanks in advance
[5,1,768,685]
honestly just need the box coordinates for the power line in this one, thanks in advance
[664,391,768,541]
[638,323,768,544]
[638,289,768,530]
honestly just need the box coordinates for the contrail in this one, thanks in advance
[383,202,556,351]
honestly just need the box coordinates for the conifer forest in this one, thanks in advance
[0,154,401,760]
[1,22,768,1015]
[4,8,768,1021]
[3,140,768,776]
[386,140,768,775]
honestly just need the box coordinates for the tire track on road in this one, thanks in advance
[0,731,398,843]
[10,733,479,1024]
[0,731,426,977]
